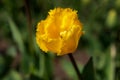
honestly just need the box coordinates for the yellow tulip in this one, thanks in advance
[36,8,83,56]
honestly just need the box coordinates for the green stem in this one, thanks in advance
[24,0,33,54]
[68,54,83,80]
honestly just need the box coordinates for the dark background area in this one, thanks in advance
[0,0,120,80]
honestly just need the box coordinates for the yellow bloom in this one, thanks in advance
[36,8,83,56]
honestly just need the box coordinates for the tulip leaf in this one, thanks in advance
[7,16,31,75]
[82,57,95,80]
[8,17,25,54]
[3,70,22,80]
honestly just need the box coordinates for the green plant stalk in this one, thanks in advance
[24,0,34,54]
[68,54,83,80]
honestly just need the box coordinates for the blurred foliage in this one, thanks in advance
[0,0,120,80]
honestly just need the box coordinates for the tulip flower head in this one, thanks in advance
[36,8,83,56]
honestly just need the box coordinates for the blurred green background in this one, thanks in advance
[0,0,120,80]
